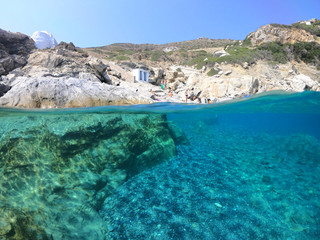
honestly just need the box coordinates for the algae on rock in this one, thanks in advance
[0,111,185,239]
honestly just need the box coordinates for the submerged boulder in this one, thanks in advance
[0,111,187,239]
[31,30,58,49]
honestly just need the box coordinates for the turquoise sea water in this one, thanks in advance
[0,91,320,239]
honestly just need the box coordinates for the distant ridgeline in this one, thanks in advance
[86,19,320,71]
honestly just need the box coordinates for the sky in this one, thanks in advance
[1,0,319,48]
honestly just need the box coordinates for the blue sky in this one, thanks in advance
[1,0,319,47]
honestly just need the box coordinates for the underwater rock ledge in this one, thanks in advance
[0,111,186,239]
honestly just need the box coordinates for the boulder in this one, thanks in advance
[0,83,11,97]
[0,28,35,75]
[213,50,230,58]
[225,70,232,75]
[249,78,260,94]
[56,41,76,51]
[31,31,58,49]
[88,57,110,83]
[0,57,14,75]
[289,74,318,91]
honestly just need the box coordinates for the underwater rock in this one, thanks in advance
[0,112,186,239]
[0,208,49,240]
[168,122,190,145]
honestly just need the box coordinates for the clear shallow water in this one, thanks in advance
[0,91,319,239]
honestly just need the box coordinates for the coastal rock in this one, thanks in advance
[0,112,185,239]
[0,57,14,75]
[31,30,58,49]
[0,28,35,75]
[289,74,318,91]
[21,48,111,83]
[0,83,11,97]
[88,57,110,83]
[0,76,153,108]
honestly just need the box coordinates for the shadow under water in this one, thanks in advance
[0,91,320,239]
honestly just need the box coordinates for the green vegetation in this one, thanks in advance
[151,50,163,61]
[292,21,320,37]
[187,50,212,69]
[242,37,252,46]
[115,55,130,61]
[222,46,266,65]
[292,42,320,65]
[184,46,267,69]
[271,20,320,37]
[257,41,320,67]
[258,42,289,64]
[207,68,219,76]
[86,27,320,70]
[176,68,182,72]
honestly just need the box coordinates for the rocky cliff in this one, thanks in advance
[246,24,316,46]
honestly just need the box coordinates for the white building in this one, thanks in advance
[132,69,149,82]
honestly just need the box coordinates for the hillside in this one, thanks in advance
[85,38,237,66]
[83,18,320,103]
[85,19,320,73]
[0,19,320,108]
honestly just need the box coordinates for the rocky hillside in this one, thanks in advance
[86,38,236,67]
[0,19,320,108]
[246,19,320,46]
[83,19,320,103]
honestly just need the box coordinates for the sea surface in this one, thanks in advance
[0,91,320,240]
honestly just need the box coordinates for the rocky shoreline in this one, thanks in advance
[1,21,320,108]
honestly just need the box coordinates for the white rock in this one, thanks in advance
[213,50,230,58]
[225,70,232,75]
[31,31,58,49]
[289,74,317,92]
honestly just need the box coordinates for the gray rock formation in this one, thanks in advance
[0,76,152,108]
[0,43,161,108]
[164,62,320,102]
[0,28,35,75]
[0,83,11,97]
[20,45,110,83]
